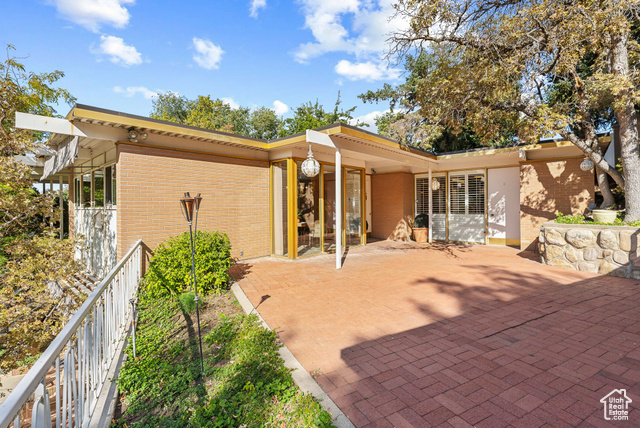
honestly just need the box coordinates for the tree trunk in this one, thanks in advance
[596,166,616,209]
[611,34,640,222]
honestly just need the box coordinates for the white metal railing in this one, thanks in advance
[0,240,143,428]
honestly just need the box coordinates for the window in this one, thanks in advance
[94,170,104,207]
[105,165,116,205]
[82,174,91,207]
[76,164,117,207]
[468,174,485,214]
[449,175,466,215]
[416,176,446,215]
[74,177,81,205]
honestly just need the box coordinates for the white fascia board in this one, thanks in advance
[306,129,338,149]
[15,112,87,137]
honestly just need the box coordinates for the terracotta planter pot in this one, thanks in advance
[592,209,617,224]
[413,228,429,243]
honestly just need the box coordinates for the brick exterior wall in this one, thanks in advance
[371,172,415,240]
[116,144,270,262]
[520,157,594,251]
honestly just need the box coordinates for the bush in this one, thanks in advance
[144,231,232,296]
[414,213,429,228]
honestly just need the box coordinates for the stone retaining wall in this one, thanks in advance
[539,221,640,278]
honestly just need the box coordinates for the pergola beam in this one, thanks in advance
[15,112,87,137]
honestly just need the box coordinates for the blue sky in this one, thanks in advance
[1,0,408,130]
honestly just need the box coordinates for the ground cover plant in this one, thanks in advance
[113,289,334,427]
[555,212,640,227]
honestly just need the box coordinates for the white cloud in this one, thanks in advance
[51,0,135,32]
[113,86,157,99]
[335,60,400,81]
[272,100,289,115]
[350,109,388,132]
[250,0,266,18]
[192,37,224,70]
[93,35,143,66]
[222,97,240,109]
[293,0,409,63]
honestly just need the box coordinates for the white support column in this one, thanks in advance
[335,149,342,269]
[59,176,64,239]
[428,164,433,244]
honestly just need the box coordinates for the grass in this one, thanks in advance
[112,290,334,427]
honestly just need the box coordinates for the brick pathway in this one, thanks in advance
[231,241,640,427]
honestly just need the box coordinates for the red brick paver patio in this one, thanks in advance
[231,241,640,427]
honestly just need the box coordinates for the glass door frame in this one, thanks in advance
[270,157,366,259]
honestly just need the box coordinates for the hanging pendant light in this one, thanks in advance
[301,144,320,177]
[580,156,595,172]
[431,178,441,191]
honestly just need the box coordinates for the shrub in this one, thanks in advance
[414,213,429,228]
[144,231,232,296]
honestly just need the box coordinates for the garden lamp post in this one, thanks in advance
[180,192,205,377]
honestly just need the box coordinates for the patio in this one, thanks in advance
[231,241,640,427]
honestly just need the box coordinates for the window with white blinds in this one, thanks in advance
[432,177,446,214]
[416,176,446,215]
[449,175,466,214]
[468,174,485,214]
[416,177,429,215]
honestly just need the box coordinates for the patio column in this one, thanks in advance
[336,148,342,269]
[428,164,433,243]
[59,175,64,239]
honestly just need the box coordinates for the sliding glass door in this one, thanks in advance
[271,159,364,258]
[296,160,321,256]
[345,168,363,247]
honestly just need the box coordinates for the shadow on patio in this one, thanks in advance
[329,270,640,427]
[231,241,640,427]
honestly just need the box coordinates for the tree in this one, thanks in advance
[390,1,640,221]
[280,93,364,136]
[151,93,281,139]
[0,46,80,370]
[151,92,364,140]
[249,106,280,140]
[150,91,189,124]
[359,52,513,152]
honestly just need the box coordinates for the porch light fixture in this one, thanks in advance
[580,156,595,172]
[431,178,441,191]
[301,144,320,177]
[127,128,138,142]
[180,191,205,377]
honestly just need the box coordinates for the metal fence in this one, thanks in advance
[0,240,143,428]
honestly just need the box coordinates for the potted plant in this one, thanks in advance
[592,208,617,223]
[413,213,429,243]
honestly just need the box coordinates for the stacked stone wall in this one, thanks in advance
[540,221,640,278]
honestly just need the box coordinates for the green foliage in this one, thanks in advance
[151,91,365,141]
[116,292,334,427]
[414,213,429,228]
[151,92,280,139]
[143,231,232,297]
[279,92,364,137]
[0,45,80,371]
[179,292,196,314]
[555,212,640,226]
[359,52,515,152]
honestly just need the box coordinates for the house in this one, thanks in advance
[16,104,612,274]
